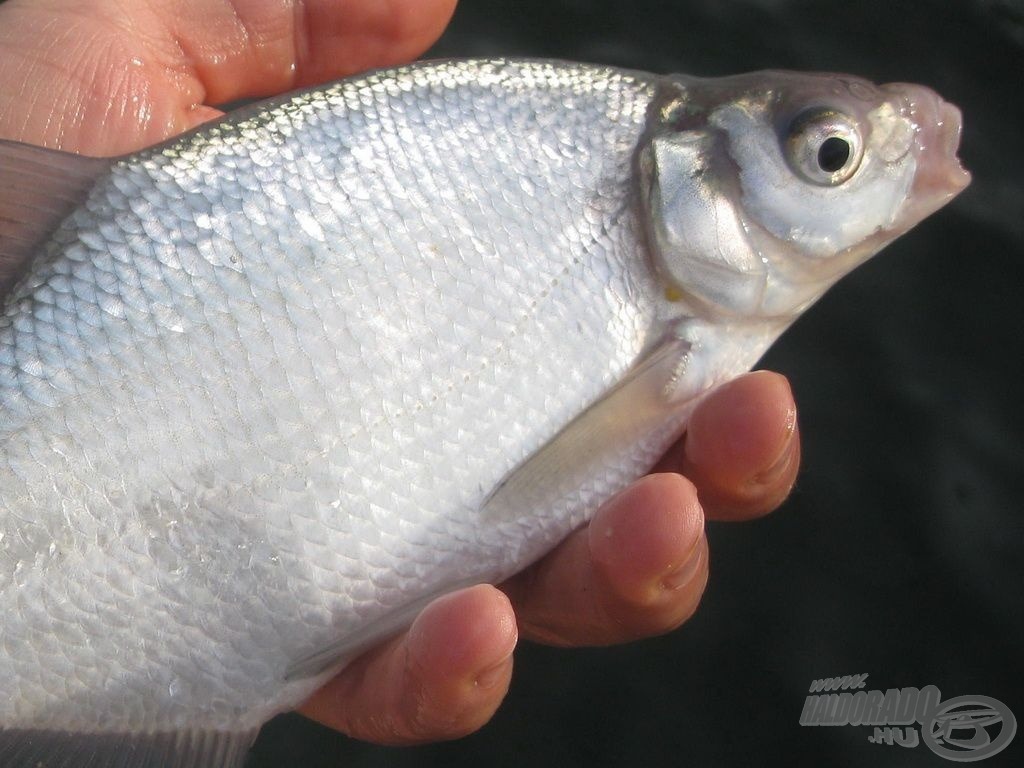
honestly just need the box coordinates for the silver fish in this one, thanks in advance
[0,59,968,767]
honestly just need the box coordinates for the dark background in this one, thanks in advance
[252,1,1023,766]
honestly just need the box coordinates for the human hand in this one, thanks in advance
[301,370,799,743]
[0,0,800,745]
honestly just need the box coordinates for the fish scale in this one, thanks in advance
[0,58,968,767]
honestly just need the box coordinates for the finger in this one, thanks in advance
[654,370,800,521]
[146,0,460,103]
[502,473,708,647]
[299,584,516,745]
[0,0,457,154]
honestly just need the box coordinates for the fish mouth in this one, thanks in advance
[882,82,971,217]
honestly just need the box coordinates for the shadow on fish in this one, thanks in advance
[0,59,968,767]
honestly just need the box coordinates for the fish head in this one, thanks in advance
[640,70,970,320]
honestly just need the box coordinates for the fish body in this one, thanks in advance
[0,59,967,766]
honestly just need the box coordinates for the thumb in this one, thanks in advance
[0,0,457,155]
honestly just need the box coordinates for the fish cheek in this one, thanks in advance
[639,130,766,315]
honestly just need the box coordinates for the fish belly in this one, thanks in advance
[0,61,665,730]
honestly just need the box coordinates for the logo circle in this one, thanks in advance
[922,695,1016,762]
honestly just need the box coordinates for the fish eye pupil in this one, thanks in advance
[784,109,863,185]
[818,136,851,173]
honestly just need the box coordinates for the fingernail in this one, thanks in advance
[661,533,707,591]
[474,650,514,689]
[473,611,517,689]
[752,418,798,487]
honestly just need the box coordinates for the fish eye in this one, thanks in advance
[784,109,863,186]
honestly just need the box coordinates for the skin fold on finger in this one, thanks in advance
[149,0,460,103]
[0,0,458,154]
[299,584,516,745]
[654,370,801,521]
[502,473,709,647]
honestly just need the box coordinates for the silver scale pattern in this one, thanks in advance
[0,60,670,731]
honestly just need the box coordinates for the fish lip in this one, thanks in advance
[884,82,971,200]
[929,99,972,194]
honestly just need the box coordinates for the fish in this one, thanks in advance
[0,58,968,767]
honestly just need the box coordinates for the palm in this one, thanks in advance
[0,0,456,155]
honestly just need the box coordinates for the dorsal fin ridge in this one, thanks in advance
[0,139,112,300]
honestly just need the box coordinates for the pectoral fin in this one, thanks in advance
[481,334,697,519]
[286,336,702,683]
